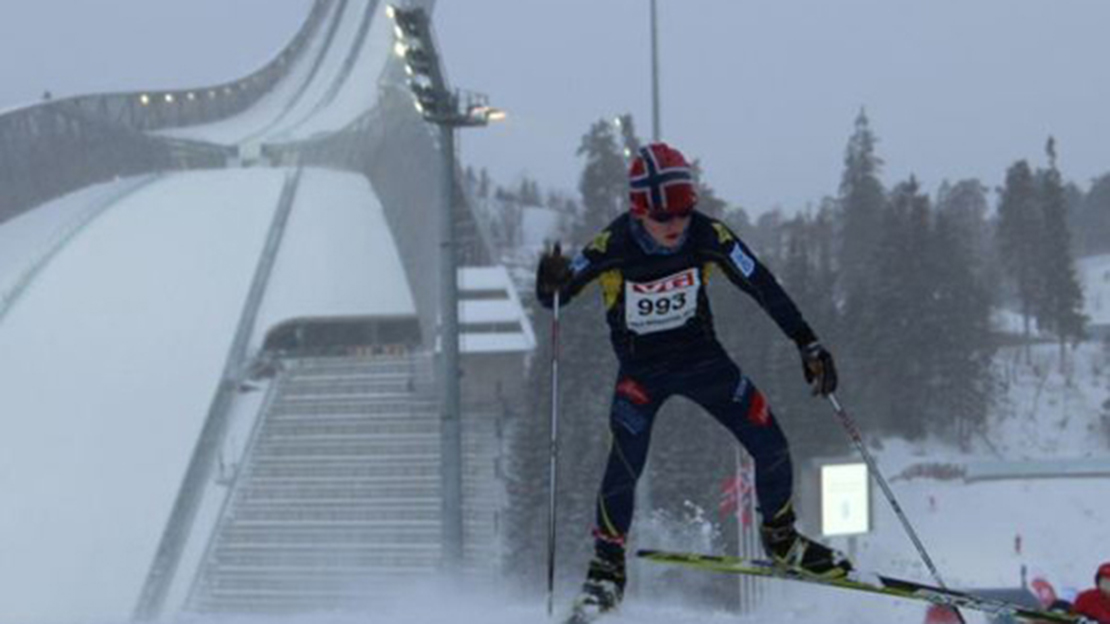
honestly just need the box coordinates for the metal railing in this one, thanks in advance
[181,353,503,615]
[0,0,332,225]
[133,168,303,622]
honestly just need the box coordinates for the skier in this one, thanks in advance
[1074,563,1110,624]
[536,142,852,619]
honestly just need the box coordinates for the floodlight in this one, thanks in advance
[404,47,435,75]
[392,8,423,38]
[466,105,506,124]
[410,82,443,112]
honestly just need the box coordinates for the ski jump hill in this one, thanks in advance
[0,2,532,622]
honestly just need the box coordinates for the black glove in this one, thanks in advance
[799,341,838,396]
[537,242,572,300]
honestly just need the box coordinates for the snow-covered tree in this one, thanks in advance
[996,160,1042,349]
[1034,138,1086,362]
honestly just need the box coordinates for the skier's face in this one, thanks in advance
[1100,577,1110,597]
[640,211,692,249]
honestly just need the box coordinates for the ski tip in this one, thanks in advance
[635,549,660,558]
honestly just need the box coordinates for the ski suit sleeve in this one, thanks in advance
[535,228,619,309]
[1074,589,1110,624]
[703,220,818,347]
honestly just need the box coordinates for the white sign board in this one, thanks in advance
[821,463,870,536]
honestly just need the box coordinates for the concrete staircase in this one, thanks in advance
[185,353,502,614]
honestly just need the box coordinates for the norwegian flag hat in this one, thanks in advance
[628,142,698,217]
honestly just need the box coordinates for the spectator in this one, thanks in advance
[1075,563,1110,624]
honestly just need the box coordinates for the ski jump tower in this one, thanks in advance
[0,0,532,620]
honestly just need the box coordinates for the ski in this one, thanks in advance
[637,549,1091,624]
[562,610,601,624]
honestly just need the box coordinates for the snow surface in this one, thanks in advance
[160,0,393,147]
[458,266,536,354]
[0,169,286,624]
[252,167,416,349]
[156,0,343,146]
[994,253,1110,338]
[0,176,154,301]
[271,0,394,142]
[255,0,368,141]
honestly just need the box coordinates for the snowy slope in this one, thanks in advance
[831,340,1110,614]
[161,0,392,147]
[257,0,369,141]
[156,0,343,146]
[252,167,415,349]
[268,0,394,142]
[0,169,286,624]
[0,176,154,300]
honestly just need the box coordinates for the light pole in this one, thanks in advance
[388,4,504,573]
[650,0,661,142]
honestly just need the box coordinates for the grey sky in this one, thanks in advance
[3,1,1109,213]
[0,1,310,107]
[437,0,1110,212]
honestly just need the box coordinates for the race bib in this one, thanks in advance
[625,268,700,335]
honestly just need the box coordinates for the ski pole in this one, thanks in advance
[826,392,967,624]
[546,287,562,617]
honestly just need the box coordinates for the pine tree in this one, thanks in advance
[929,207,996,446]
[1079,173,1110,256]
[835,110,887,432]
[1034,138,1086,364]
[936,179,993,277]
[838,109,886,303]
[863,178,933,437]
[574,119,627,238]
[690,159,727,219]
[996,160,1042,350]
[766,209,845,457]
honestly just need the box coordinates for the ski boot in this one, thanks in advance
[760,505,853,579]
[568,542,626,623]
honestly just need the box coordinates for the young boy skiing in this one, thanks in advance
[536,142,852,619]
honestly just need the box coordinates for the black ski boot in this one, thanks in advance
[569,543,626,623]
[760,505,853,579]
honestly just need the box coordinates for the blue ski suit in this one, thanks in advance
[537,212,819,546]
